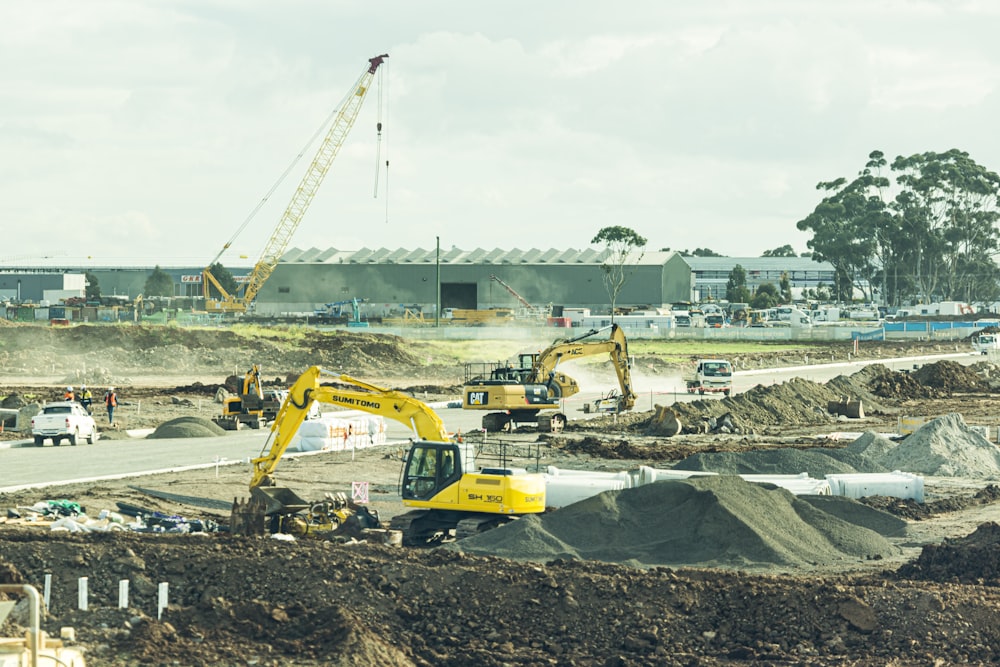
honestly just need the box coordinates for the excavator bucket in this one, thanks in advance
[230,488,312,535]
[645,404,682,437]
[250,486,310,515]
[230,495,266,536]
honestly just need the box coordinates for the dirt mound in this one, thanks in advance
[147,416,228,439]
[863,485,1000,520]
[3,525,1000,666]
[860,364,935,398]
[912,360,989,393]
[453,475,900,569]
[672,445,882,478]
[0,324,431,382]
[896,522,1000,584]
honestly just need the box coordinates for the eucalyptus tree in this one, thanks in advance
[591,226,647,322]
[891,149,1000,302]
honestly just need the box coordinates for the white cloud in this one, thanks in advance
[1,0,999,266]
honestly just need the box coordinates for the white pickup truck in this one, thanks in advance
[30,401,99,446]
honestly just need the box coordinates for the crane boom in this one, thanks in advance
[489,274,532,309]
[489,273,551,320]
[204,54,388,313]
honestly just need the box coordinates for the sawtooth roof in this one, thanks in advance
[281,247,672,265]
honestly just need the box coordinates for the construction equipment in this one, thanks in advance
[232,366,547,544]
[444,307,515,324]
[489,274,552,321]
[203,54,388,313]
[313,297,369,326]
[0,584,87,666]
[213,365,290,430]
[462,324,636,432]
[583,388,631,414]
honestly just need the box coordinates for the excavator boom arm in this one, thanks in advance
[531,324,636,409]
[249,365,449,489]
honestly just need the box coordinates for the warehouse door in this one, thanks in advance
[441,283,476,309]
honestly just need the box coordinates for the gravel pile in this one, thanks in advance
[454,475,900,569]
[881,413,1000,478]
[673,414,1000,479]
[146,416,228,439]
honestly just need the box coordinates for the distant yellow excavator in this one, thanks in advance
[462,324,637,432]
[213,364,291,431]
[234,366,546,544]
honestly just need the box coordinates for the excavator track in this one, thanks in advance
[454,514,515,541]
[389,510,453,546]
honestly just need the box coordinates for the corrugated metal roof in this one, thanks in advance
[684,256,835,271]
[277,247,673,266]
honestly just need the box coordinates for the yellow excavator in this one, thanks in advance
[213,364,289,430]
[233,366,546,544]
[462,323,636,432]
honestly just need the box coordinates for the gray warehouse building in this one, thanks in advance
[252,247,835,317]
[2,250,836,316]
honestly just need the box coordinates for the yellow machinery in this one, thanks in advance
[0,584,86,666]
[462,324,636,432]
[234,366,546,544]
[489,274,552,321]
[203,54,388,313]
[213,364,290,430]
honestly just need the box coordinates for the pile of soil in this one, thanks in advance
[0,324,438,386]
[912,360,990,393]
[453,475,900,569]
[4,525,1000,665]
[896,522,1000,583]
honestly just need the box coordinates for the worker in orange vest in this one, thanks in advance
[104,387,118,424]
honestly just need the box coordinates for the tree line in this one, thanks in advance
[796,149,1000,306]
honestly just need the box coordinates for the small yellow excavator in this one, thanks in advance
[462,323,636,432]
[214,364,303,431]
[232,366,546,544]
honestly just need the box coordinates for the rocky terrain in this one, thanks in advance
[3,323,1000,665]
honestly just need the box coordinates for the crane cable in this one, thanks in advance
[209,89,355,266]
[373,62,390,223]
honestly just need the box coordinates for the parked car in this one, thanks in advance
[30,401,99,446]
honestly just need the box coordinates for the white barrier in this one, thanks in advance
[545,475,627,509]
[294,416,387,452]
[738,475,831,495]
[637,466,718,486]
[546,466,633,486]
[825,471,924,502]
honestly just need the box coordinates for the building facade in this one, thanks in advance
[0,250,836,316]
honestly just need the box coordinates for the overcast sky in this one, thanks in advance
[4,1,999,268]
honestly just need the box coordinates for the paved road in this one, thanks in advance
[2,349,985,492]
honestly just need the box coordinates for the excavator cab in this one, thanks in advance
[401,442,467,501]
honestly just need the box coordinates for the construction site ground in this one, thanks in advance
[3,323,1000,665]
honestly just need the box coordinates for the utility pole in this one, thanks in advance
[435,236,441,327]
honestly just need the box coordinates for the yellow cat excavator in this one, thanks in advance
[232,366,546,544]
[462,323,636,432]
